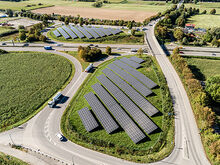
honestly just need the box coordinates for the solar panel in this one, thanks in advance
[53,30,61,37]
[113,60,157,89]
[99,27,112,36]
[84,92,119,134]
[92,83,146,143]
[84,27,100,39]
[103,68,158,116]
[108,63,152,97]
[108,28,122,35]
[62,26,78,39]
[91,28,106,37]
[57,27,70,39]
[69,25,85,38]
[129,56,145,64]
[78,107,99,132]
[97,75,158,135]
[77,27,93,39]
[120,57,141,69]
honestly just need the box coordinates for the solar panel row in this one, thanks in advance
[99,27,112,36]
[84,92,119,134]
[103,68,158,117]
[92,83,146,143]
[57,27,70,39]
[129,56,145,64]
[114,60,157,89]
[84,27,100,39]
[62,26,78,39]
[69,25,85,38]
[77,27,93,39]
[97,75,158,135]
[78,107,99,132]
[120,57,141,69]
[108,63,152,97]
[91,28,106,37]
[53,30,61,37]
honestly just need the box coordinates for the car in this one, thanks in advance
[142,28,147,31]
[56,133,64,141]
[149,24,152,26]
[94,45,98,47]
[117,47,121,50]
[23,43,29,47]
[131,48,138,52]
[56,44,63,47]
[44,46,52,50]
[212,53,216,56]
[179,51,184,54]
[89,44,94,46]
[1,42,6,45]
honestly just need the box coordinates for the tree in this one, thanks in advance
[131,29,135,36]
[127,21,133,30]
[203,31,213,42]
[182,37,188,45]
[205,75,220,103]
[137,48,143,57]
[201,10,207,14]
[79,17,83,26]
[211,37,220,47]
[19,31,26,41]
[64,17,69,25]
[194,0,198,4]
[210,9,216,15]
[18,25,25,30]
[39,35,47,42]
[174,28,184,42]
[6,9,13,17]
[106,46,111,55]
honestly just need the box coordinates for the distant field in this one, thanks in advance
[0,52,73,131]
[188,15,220,29]
[0,152,28,165]
[184,56,220,81]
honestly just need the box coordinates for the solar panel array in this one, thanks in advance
[129,56,145,64]
[114,60,157,89]
[84,92,119,134]
[57,27,70,39]
[97,75,158,135]
[120,57,141,69]
[92,83,146,143]
[53,30,61,37]
[78,107,99,132]
[69,25,85,38]
[84,27,100,39]
[108,63,152,97]
[103,68,158,116]
[53,26,122,40]
[62,26,77,39]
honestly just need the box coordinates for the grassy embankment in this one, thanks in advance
[48,28,144,45]
[0,51,74,132]
[61,54,174,163]
[0,152,28,165]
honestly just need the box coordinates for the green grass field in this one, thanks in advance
[184,56,220,81]
[0,0,171,12]
[48,29,144,45]
[61,55,174,162]
[0,152,28,165]
[0,26,14,34]
[0,51,73,131]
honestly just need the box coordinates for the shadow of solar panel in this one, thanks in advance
[57,27,70,39]
[69,25,85,38]
[62,26,78,39]
[84,92,119,134]
[53,30,61,37]
[97,75,158,135]
[120,57,141,69]
[108,63,152,97]
[114,60,157,89]
[92,83,146,143]
[102,68,158,116]
[78,107,99,132]
[129,56,145,64]
[91,28,106,37]
[84,27,100,39]
[99,27,112,36]
[77,27,93,39]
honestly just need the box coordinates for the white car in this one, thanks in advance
[56,133,64,141]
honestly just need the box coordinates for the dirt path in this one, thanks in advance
[32,6,156,22]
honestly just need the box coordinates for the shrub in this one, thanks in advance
[210,9,216,15]
[105,46,111,55]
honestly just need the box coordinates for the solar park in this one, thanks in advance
[77,57,160,144]
[53,25,122,40]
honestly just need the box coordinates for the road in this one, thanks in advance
[145,20,210,165]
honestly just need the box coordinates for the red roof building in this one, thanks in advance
[185,24,196,29]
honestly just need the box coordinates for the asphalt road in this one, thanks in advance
[145,20,210,165]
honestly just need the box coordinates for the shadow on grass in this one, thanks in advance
[188,64,205,81]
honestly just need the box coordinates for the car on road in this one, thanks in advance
[56,133,64,141]
[212,53,216,56]
[149,24,152,26]
[179,51,184,54]
[131,48,138,52]
[56,44,63,47]
[117,47,121,50]
[1,42,6,45]
[44,46,52,50]
[23,43,29,47]
[89,44,94,46]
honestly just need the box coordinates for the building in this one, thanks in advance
[185,24,195,29]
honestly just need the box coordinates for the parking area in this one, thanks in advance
[7,18,41,29]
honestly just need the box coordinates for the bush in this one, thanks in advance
[106,46,111,55]
[93,1,103,8]
[205,75,220,103]
[0,49,8,54]
[210,9,216,15]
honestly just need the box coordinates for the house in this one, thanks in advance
[185,24,195,29]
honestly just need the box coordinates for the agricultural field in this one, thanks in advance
[0,152,28,165]
[49,28,144,45]
[0,52,73,131]
[61,55,174,163]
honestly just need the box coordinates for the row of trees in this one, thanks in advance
[170,48,219,163]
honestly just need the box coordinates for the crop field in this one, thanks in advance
[0,52,73,131]
[61,55,174,162]
[184,56,220,81]
[0,152,28,165]
[49,29,144,45]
